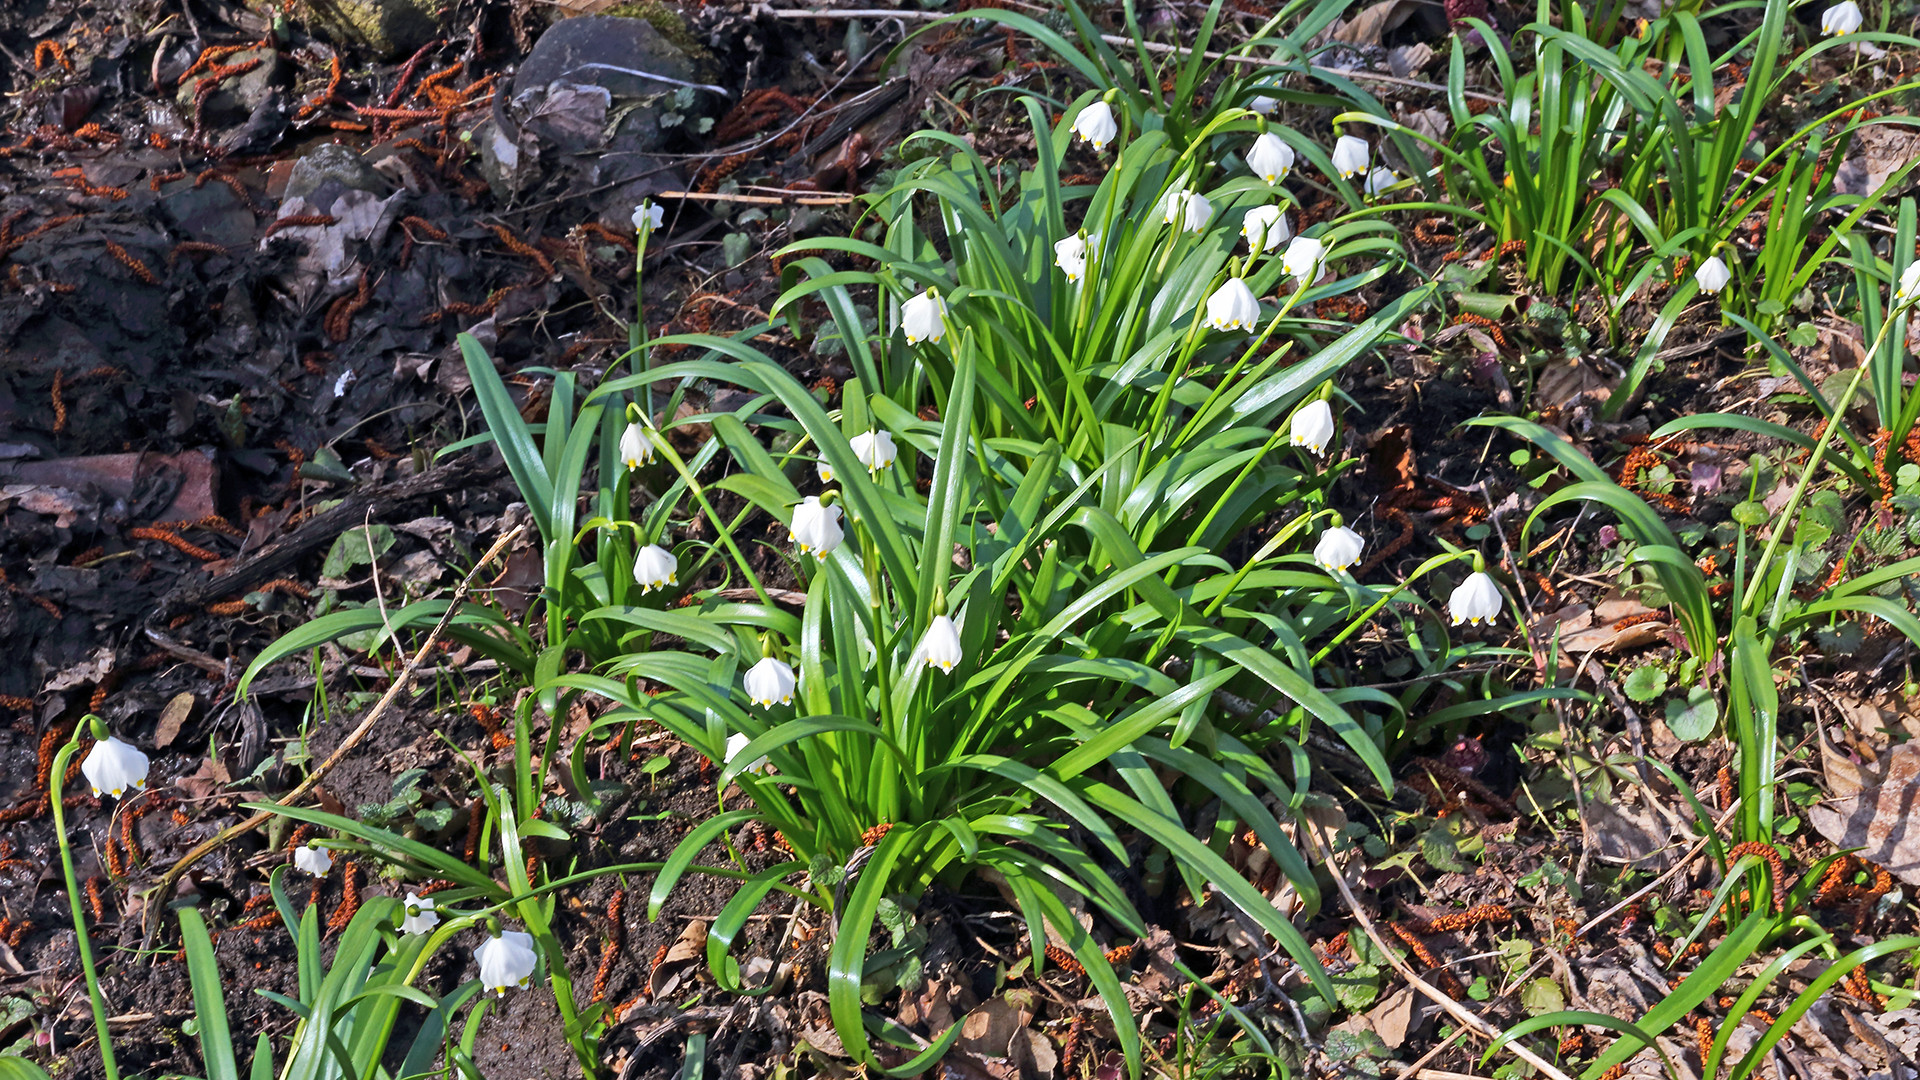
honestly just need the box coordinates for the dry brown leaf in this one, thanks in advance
[154,692,195,749]
[648,919,709,997]
[1333,0,1419,45]
[1810,741,1920,885]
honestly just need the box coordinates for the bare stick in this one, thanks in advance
[140,523,528,945]
[752,6,1504,102]
[655,189,858,206]
[1299,823,1580,1080]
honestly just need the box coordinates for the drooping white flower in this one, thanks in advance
[900,289,947,345]
[1242,205,1291,253]
[1363,166,1399,196]
[1896,261,1920,302]
[633,544,677,593]
[293,843,332,877]
[632,202,665,231]
[790,496,844,556]
[1694,256,1731,294]
[850,429,898,473]
[399,893,440,936]
[1281,236,1326,285]
[1246,95,1278,115]
[1315,526,1366,572]
[1248,133,1295,184]
[1290,399,1335,456]
[1205,279,1261,333]
[80,736,149,799]
[1071,101,1119,151]
[1449,571,1504,625]
[725,732,768,773]
[1331,135,1371,178]
[476,930,538,996]
[1162,189,1214,233]
[619,422,654,470]
[920,615,963,674]
[1054,235,1087,282]
[1822,0,1863,35]
[744,657,797,709]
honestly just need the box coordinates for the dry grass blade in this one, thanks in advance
[139,522,528,946]
[1301,822,1579,1080]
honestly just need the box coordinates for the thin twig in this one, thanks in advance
[140,523,528,946]
[753,6,1506,101]
[1299,823,1580,1080]
[657,189,858,206]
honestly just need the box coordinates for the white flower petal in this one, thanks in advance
[1071,101,1119,151]
[1242,206,1291,253]
[744,657,797,709]
[790,496,845,556]
[619,422,654,470]
[1248,133,1295,184]
[1205,278,1261,333]
[80,736,149,799]
[1449,571,1504,625]
[1331,135,1370,178]
[633,544,678,593]
[901,290,947,345]
[476,930,538,996]
[1694,256,1730,294]
[400,893,440,936]
[1289,399,1335,457]
[1314,526,1366,571]
[920,615,963,674]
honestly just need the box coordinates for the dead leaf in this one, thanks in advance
[958,993,1033,1059]
[1366,987,1420,1048]
[154,692,195,749]
[648,919,708,997]
[1810,741,1920,885]
[1333,0,1419,44]
[1586,794,1669,865]
[44,647,114,693]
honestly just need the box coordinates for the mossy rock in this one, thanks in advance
[601,1,710,63]
[291,0,447,59]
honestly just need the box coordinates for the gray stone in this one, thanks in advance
[285,143,391,202]
[174,46,288,127]
[511,17,699,100]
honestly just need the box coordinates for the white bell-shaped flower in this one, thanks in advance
[293,843,332,876]
[850,429,898,473]
[790,496,844,556]
[900,289,947,345]
[1282,236,1326,285]
[920,615,963,674]
[476,930,538,996]
[1331,135,1371,178]
[725,732,768,773]
[1246,95,1278,115]
[1054,235,1087,282]
[1363,167,1399,196]
[633,544,677,593]
[1900,261,1920,302]
[632,202,665,231]
[80,736,149,799]
[1242,205,1291,253]
[1449,571,1504,625]
[1694,256,1731,294]
[619,422,654,470]
[744,657,797,709]
[1290,399,1335,456]
[1162,190,1214,233]
[1248,133,1295,183]
[400,893,440,935]
[1071,101,1119,151]
[1205,279,1261,333]
[1822,0,1863,34]
[1315,526,1366,572]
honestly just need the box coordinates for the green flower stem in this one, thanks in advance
[1309,550,1474,668]
[1740,311,1899,616]
[646,432,777,610]
[51,730,119,1080]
